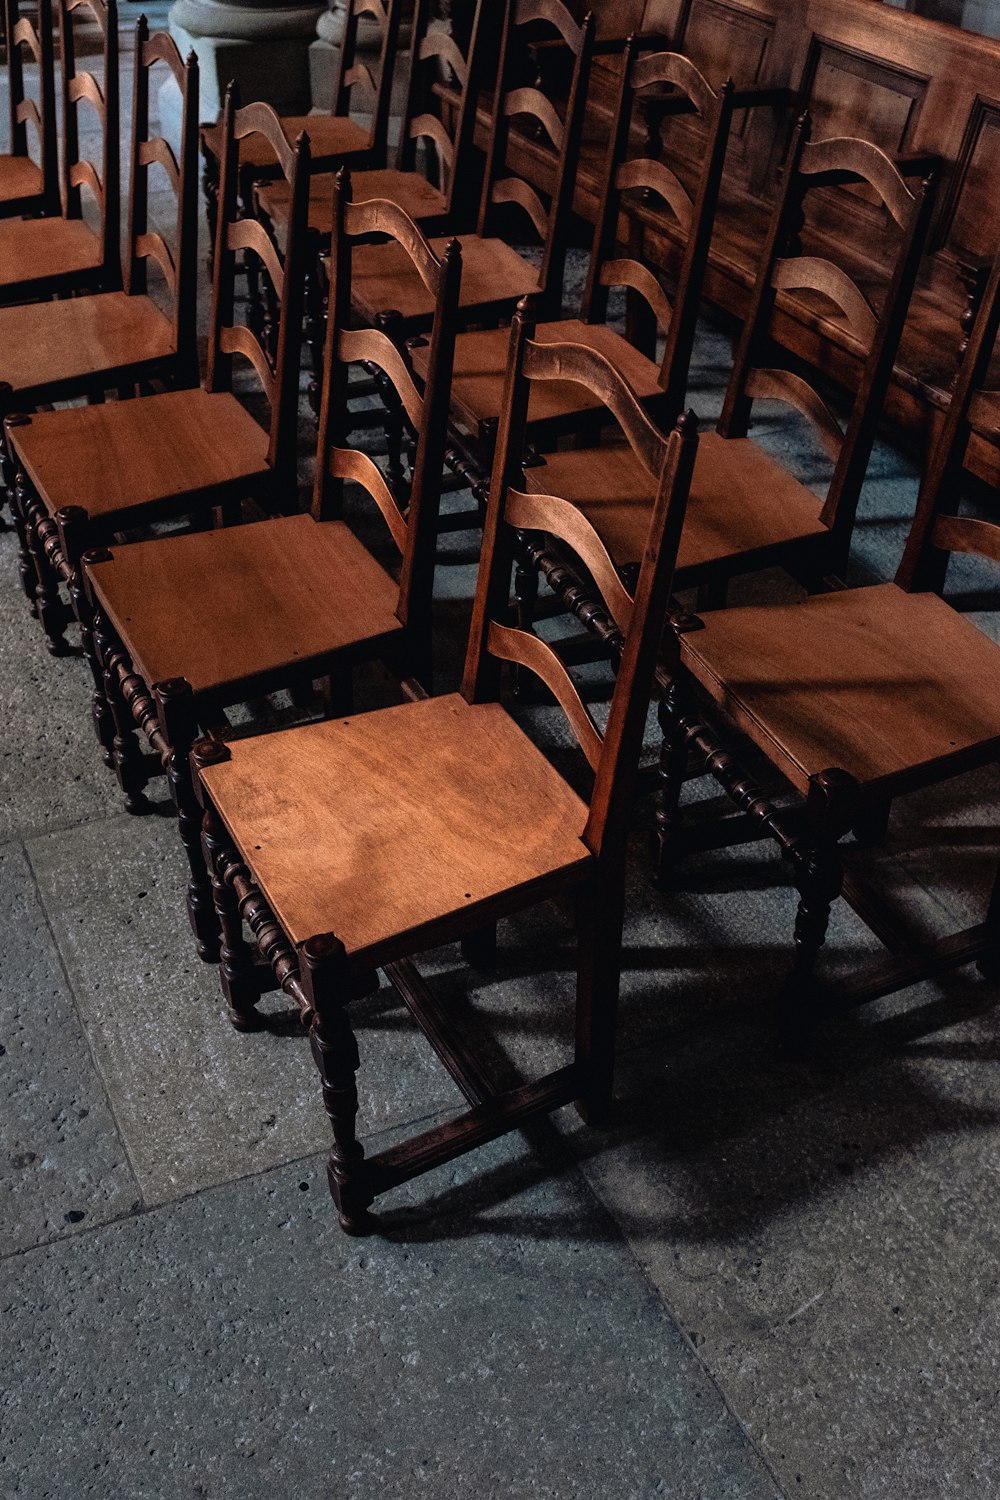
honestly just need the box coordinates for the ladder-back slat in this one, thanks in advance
[488,621,604,770]
[506,487,634,633]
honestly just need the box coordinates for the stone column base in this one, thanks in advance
[166,0,325,127]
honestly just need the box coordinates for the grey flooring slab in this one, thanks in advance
[27,811,464,1205]
[0,1142,784,1500]
[0,842,140,1255]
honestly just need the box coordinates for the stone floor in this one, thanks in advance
[4,30,1000,1500]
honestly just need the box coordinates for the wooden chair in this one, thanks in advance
[0,0,120,301]
[254,0,493,248]
[76,175,461,968]
[199,0,404,241]
[411,37,737,485]
[656,278,1000,1046]
[187,302,699,1233]
[0,0,58,220]
[524,116,937,611]
[346,0,595,334]
[5,82,311,660]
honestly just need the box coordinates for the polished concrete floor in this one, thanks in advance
[3,35,1000,1500]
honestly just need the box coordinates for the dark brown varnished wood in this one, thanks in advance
[0,0,57,219]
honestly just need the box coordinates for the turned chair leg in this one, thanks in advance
[21,479,72,655]
[5,432,39,615]
[202,803,264,1026]
[652,682,689,885]
[300,934,374,1235]
[573,885,625,1129]
[79,562,116,768]
[156,678,221,964]
[779,839,843,1055]
[94,615,152,814]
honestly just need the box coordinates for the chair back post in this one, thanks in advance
[819,167,936,568]
[582,412,697,867]
[59,0,121,287]
[897,244,1000,594]
[312,168,353,522]
[331,0,401,163]
[206,80,240,394]
[126,16,149,297]
[396,235,463,653]
[580,32,639,330]
[269,126,311,483]
[717,110,811,439]
[476,1,596,321]
[461,298,537,707]
[173,47,201,384]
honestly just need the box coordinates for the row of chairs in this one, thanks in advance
[1,1,999,1230]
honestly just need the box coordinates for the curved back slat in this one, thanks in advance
[931,515,1000,567]
[631,48,716,115]
[16,98,42,132]
[772,256,878,347]
[12,17,42,62]
[59,0,119,281]
[207,89,310,478]
[313,172,462,652]
[68,69,106,118]
[491,175,550,243]
[418,29,467,86]
[517,0,587,54]
[409,113,454,182]
[615,156,693,234]
[344,60,378,98]
[799,136,919,231]
[464,304,700,862]
[134,230,176,291]
[599,259,674,338]
[4,0,58,212]
[138,134,180,190]
[330,0,402,165]
[69,157,103,203]
[745,367,844,463]
[503,86,565,150]
[141,29,187,84]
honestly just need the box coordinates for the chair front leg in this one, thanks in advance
[20,476,73,654]
[94,616,153,814]
[573,880,626,1130]
[301,933,374,1235]
[779,836,843,1056]
[202,803,265,1027]
[79,561,116,768]
[156,678,221,964]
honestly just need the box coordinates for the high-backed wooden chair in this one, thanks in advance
[255,0,492,247]
[200,0,403,238]
[188,303,699,1233]
[347,0,595,333]
[525,117,936,607]
[411,38,736,481]
[0,0,120,301]
[77,175,461,967]
[0,0,58,220]
[6,81,312,661]
[657,291,1000,1046]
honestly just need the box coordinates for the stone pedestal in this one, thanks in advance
[166,0,326,126]
[309,0,411,117]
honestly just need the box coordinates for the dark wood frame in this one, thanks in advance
[58,0,121,291]
[0,0,58,219]
[189,299,699,1231]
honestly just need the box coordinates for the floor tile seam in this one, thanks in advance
[565,1154,793,1500]
[21,841,148,1208]
[14,805,133,848]
[0,1104,454,1269]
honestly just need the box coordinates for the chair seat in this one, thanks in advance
[0,291,175,401]
[0,153,43,205]
[681,583,1000,795]
[199,693,593,958]
[350,233,539,325]
[86,513,404,698]
[526,431,828,578]
[0,216,101,288]
[11,388,270,523]
[202,113,372,172]
[411,318,663,435]
[256,168,447,238]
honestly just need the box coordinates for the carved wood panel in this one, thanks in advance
[937,95,1000,264]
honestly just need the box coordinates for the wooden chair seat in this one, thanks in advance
[200,692,592,959]
[257,168,447,238]
[0,216,101,288]
[350,233,540,325]
[86,513,404,698]
[526,431,827,580]
[13,388,270,524]
[202,113,370,172]
[679,583,1000,797]
[0,153,44,206]
[411,318,663,436]
[0,292,174,401]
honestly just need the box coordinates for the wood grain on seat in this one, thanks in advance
[200,692,592,957]
[350,233,539,324]
[410,317,663,434]
[13,388,270,521]
[0,154,44,204]
[680,583,1000,794]
[526,430,828,578]
[0,217,101,286]
[0,292,174,398]
[257,167,447,239]
[87,513,403,697]
[202,113,370,171]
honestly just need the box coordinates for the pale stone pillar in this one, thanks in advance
[166,0,326,124]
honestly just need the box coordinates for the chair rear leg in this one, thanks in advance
[156,679,221,964]
[779,839,843,1055]
[573,885,625,1129]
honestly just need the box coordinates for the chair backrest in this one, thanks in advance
[582,37,735,425]
[329,0,403,163]
[717,114,936,568]
[897,243,1000,595]
[463,299,699,867]
[207,87,311,485]
[394,0,491,231]
[59,0,119,286]
[125,22,199,385]
[313,169,462,665]
[477,0,596,320]
[3,0,58,213]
